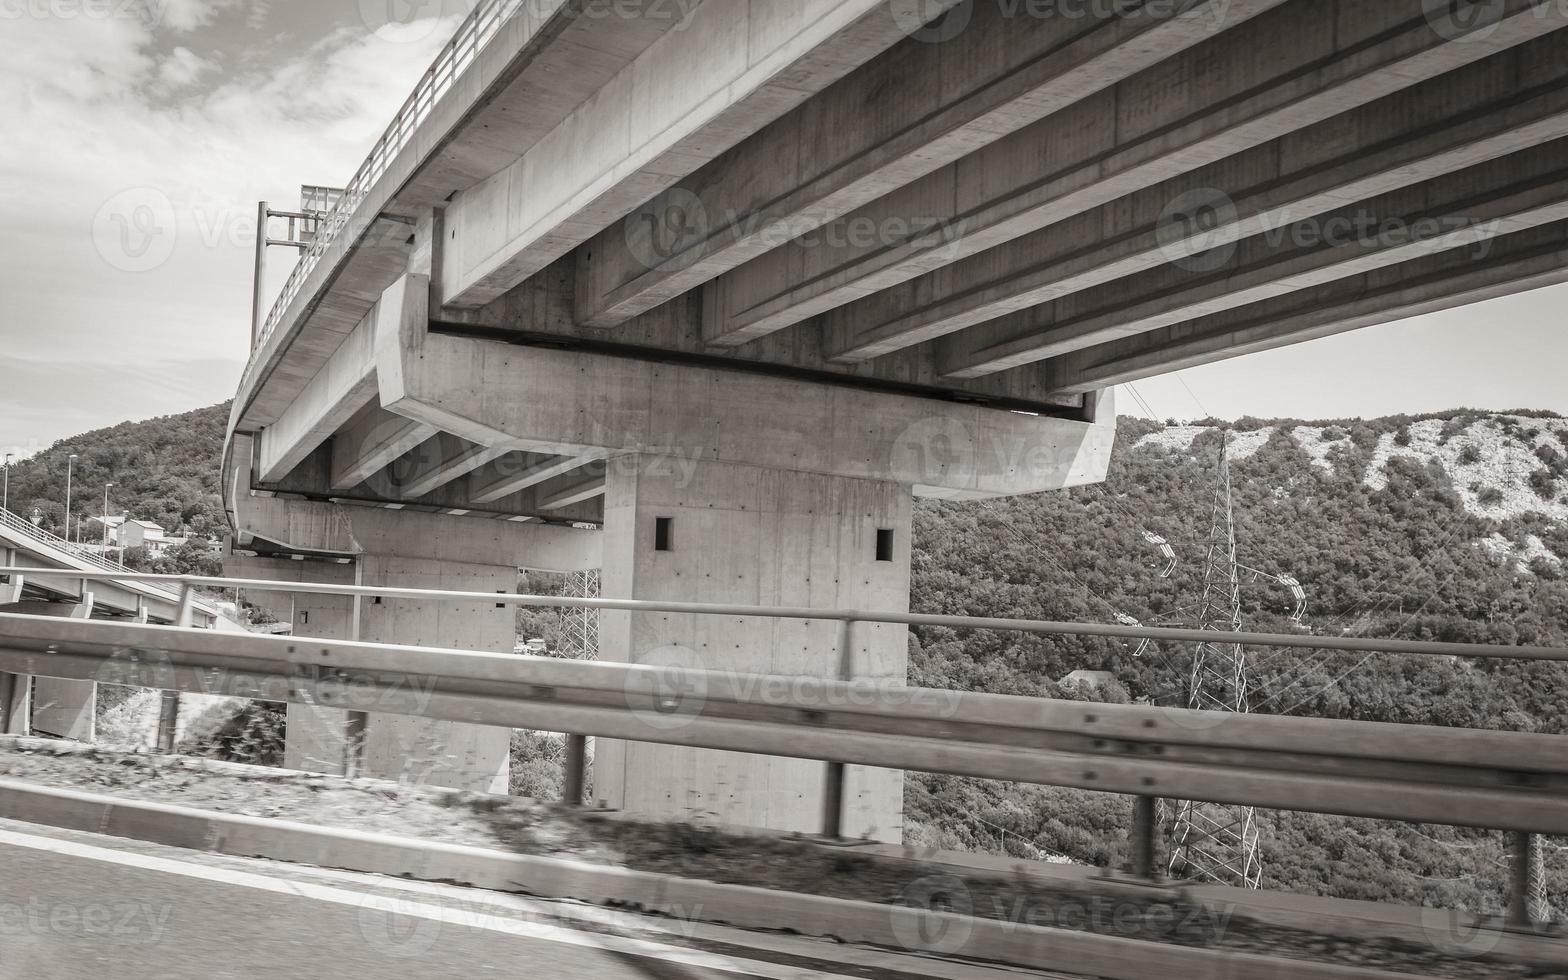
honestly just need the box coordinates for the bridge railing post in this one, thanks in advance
[1129,795,1160,881]
[563,733,587,805]
[820,617,857,839]
[1506,830,1547,930]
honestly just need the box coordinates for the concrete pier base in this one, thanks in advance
[594,455,910,842]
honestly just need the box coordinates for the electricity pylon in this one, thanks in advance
[1167,431,1264,888]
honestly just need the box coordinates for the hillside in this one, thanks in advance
[2,403,229,543]
[905,410,1568,914]
[8,403,1566,912]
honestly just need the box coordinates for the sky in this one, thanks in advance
[1,0,1565,461]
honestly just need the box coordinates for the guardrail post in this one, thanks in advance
[1506,830,1545,930]
[820,617,857,839]
[1129,795,1159,880]
[563,734,587,805]
[0,547,27,735]
[155,584,196,753]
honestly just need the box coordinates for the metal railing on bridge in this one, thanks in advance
[0,565,1564,931]
[251,0,527,355]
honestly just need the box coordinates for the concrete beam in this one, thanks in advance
[439,0,956,310]
[377,310,1116,498]
[941,143,1568,377]
[257,305,378,483]
[538,475,607,511]
[471,452,605,505]
[235,493,601,572]
[573,0,1276,328]
[394,433,512,499]
[1038,219,1568,394]
[703,0,1568,345]
[825,38,1568,362]
[330,404,437,492]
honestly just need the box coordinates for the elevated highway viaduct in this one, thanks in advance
[0,509,222,743]
[223,0,1568,836]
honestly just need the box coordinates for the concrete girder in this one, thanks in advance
[824,36,1568,362]
[941,141,1568,377]
[375,272,1115,499]
[572,0,1280,329]
[1036,218,1568,394]
[258,304,379,483]
[702,0,1568,345]
[394,433,513,500]
[233,492,601,572]
[470,452,605,505]
[439,0,964,311]
[538,475,608,511]
[329,404,438,492]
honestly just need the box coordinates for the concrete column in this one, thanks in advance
[0,548,28,734]
[595,455,910,842]
[229,554,514,792]
[353,555,515,793]
[25,595,96,742]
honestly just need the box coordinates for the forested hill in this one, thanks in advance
[907,410,1568,910]
[909,410,1568,717]
[3,403,229,541]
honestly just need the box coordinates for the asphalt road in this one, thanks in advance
[0,822,1059,980]
[0,828,746,979]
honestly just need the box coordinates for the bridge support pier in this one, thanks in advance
[16,596,97,742]
[226,497,600,793]
[594,454,910,841]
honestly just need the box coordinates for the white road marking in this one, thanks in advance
[0,827,834,979]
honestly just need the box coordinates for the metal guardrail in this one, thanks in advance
[251,0,526,355]
[0,567,1563,927]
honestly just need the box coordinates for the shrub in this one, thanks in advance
[1475,486,1504,507]
[1528,469,1557,501]
[1458,444,1481,466]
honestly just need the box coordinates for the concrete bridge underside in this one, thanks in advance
[224,0,1568,838]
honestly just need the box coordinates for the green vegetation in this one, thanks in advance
[3,403,229,563]
[905,412,1567,915]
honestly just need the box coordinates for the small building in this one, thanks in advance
[1057,669,1116,691]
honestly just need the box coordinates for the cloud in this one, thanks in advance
[0,4,461,450]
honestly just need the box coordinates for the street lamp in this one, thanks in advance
[102,483,114,550]
[64,453,77,542]
[2,453,12,513]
